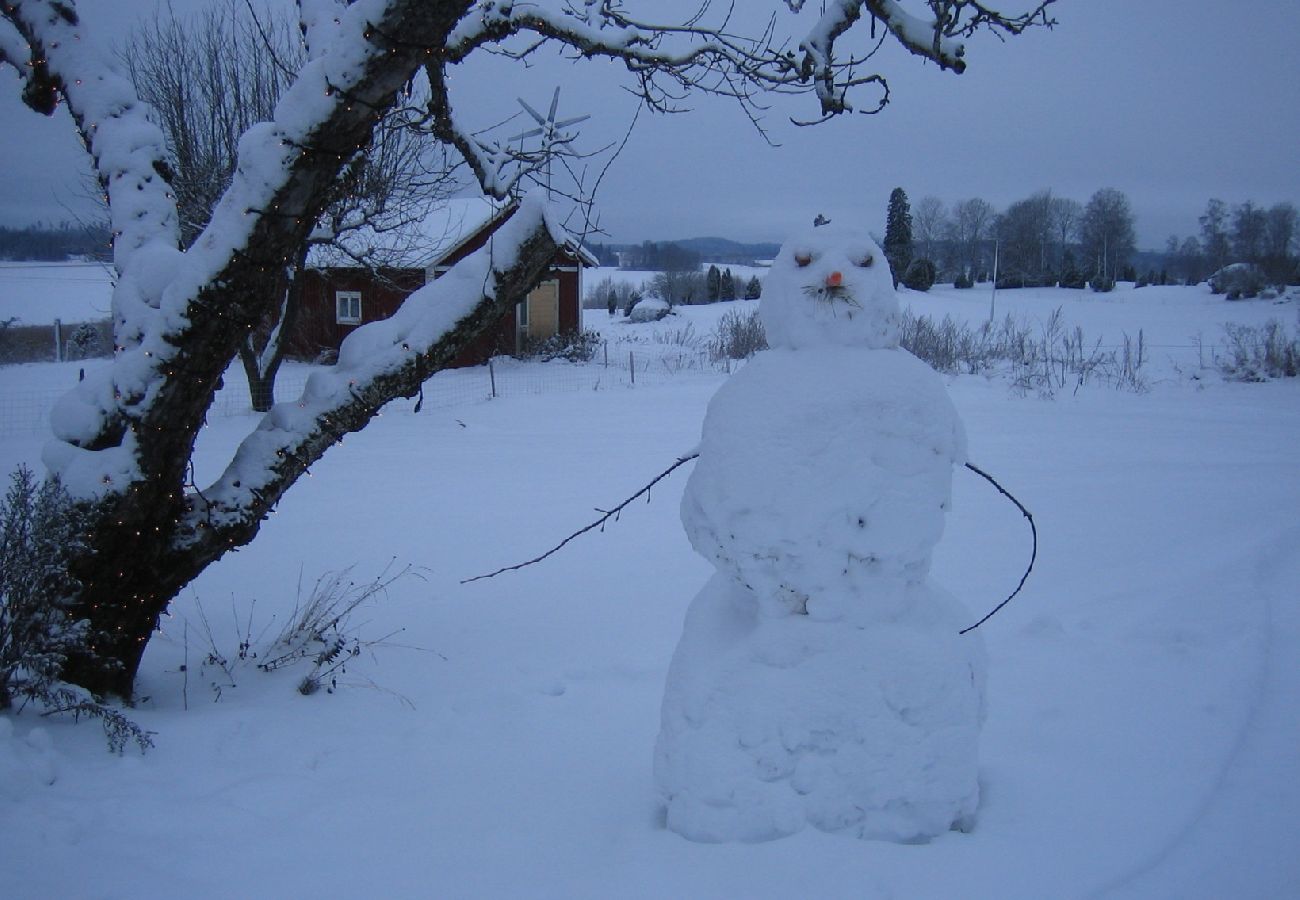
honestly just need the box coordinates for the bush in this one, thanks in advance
[901,258,936,292]
[1218,319,1300,380]
[186,562,425,702]
[1,467,88,710]
[66,322,105,360]
[1208,263,1267,299]
[708,309,768,361]
[629,298,671,322]
[0,467,150,753]
[1089,276,1115,293]
[517,330,601,363]
[952,272,974,290]
[899,308,1147,395]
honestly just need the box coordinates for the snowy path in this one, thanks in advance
[1095,532,1300,899]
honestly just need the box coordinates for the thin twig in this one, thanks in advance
[461,453,701,583]
[959,461,1037,634]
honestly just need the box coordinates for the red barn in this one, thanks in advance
[289,198,595,366]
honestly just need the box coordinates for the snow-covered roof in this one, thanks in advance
[306,197,511,270]
[306,196,599,270]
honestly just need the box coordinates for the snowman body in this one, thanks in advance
[654,224,985,843]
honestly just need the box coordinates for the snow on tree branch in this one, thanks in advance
[179,192,563,554]
[296,0,349,61]
[1,0,180,271]
[39,0,479,497]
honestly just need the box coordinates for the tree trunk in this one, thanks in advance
[58,201,561,699]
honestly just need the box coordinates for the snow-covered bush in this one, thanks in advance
[65,322,106,360]
[518,330,601,363]
[708,309,768,361]
[0,467,88,709]
[1208,263,1268,299]
[629,297,671,322]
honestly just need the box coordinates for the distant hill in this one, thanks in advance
[674,237,780,264]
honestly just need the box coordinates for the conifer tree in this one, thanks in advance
[884,187,914,287]
[720,268,737,301]
[744,276,762,300]
[706,265,722,302]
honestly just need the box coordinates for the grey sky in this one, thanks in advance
[1,1,1296,249]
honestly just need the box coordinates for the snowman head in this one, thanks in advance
[760,223,900,350]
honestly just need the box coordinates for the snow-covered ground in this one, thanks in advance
[0,261,114,325]
[1,282,1298,898]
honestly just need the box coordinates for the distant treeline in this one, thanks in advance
[586,238,781,270]
[0,222,111,261]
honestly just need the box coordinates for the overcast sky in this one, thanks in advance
[1,1,1296,249]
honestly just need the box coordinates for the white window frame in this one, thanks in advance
[516,297,529,329]
[336,290,362,325]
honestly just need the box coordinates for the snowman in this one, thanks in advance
[653,221,986,843]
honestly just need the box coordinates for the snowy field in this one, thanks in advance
[1,281,1298,898]
[0,261,113,325]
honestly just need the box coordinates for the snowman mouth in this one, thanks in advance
[803,283,859,309]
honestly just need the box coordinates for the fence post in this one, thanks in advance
[53,319,63,362]
[629,350,635,385]
[603,340,608,368]
[489,358,497,398]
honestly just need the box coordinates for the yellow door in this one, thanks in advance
[527,280,560,341]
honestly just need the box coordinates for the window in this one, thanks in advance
[515,297,529,329]
[336,290,362,325]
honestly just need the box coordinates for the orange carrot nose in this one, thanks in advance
[826,271,843,288]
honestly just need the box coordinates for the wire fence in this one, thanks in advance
[0,346,733,438]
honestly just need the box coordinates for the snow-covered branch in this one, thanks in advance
[296,0,349,60]
[1,0,180,273]
[180,193,563,556]
[43,0,477,495]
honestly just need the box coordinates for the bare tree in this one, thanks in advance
[950,197,996,278]
[1230,201,1268,266]
[1048,196,1081,274]
[1263,202,1297,282]
[1080,187,1135,281]
[912,195,948,265]
[996,190,1054,285]
[1200,198,1231,273]
[1,0,1056,698]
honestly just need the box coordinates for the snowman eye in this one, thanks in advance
[855,253,874,268]
[794,251,813,268]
